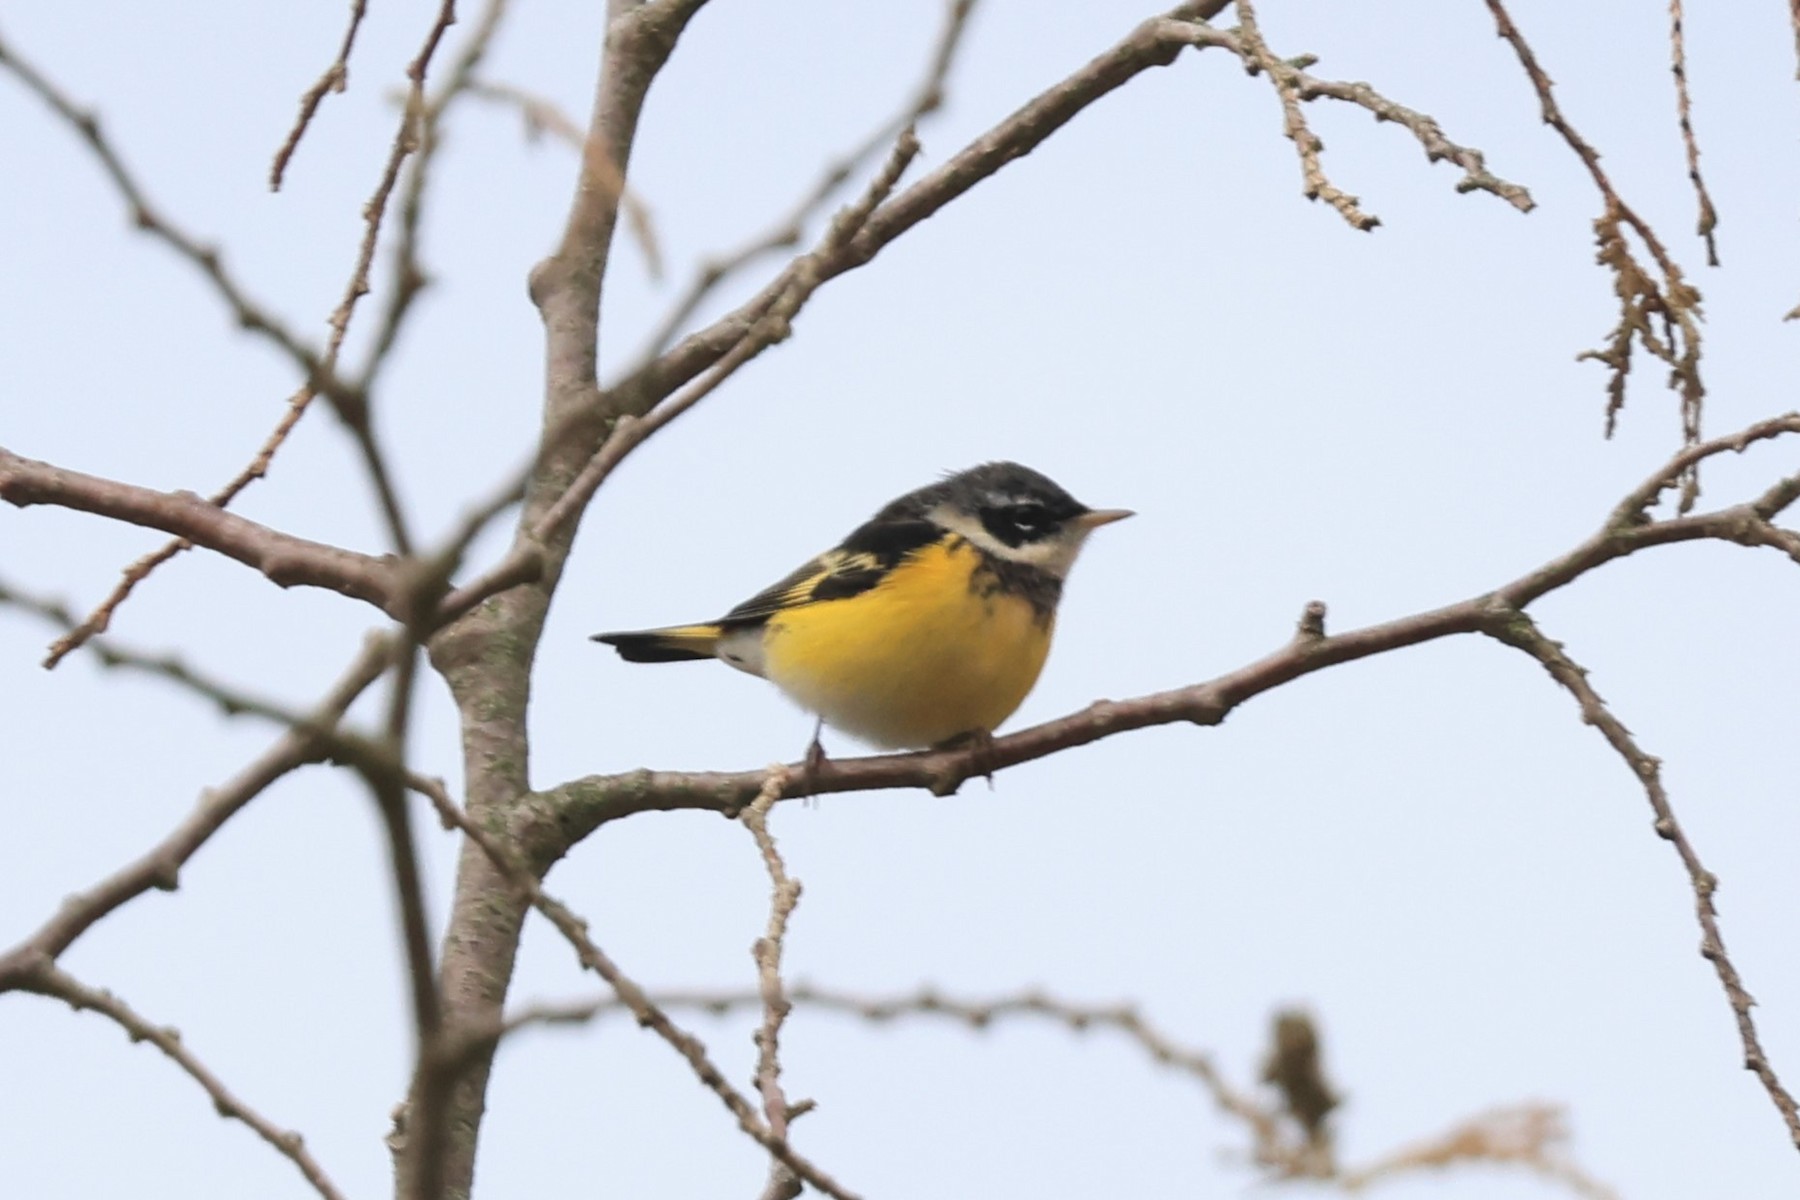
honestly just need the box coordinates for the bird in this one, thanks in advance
[591,462,1131,752]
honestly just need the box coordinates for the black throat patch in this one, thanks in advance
[961,537,1062,622]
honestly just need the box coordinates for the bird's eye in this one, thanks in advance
[980,501,1056,546]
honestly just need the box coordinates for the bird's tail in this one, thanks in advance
[591,623,723,663]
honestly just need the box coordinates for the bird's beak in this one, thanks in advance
[1073,508,1134,531]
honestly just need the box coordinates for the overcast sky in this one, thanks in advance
[4,2,1799,1198]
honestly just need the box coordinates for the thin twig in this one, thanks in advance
[601,2,1231,433]
[630,0,979,362]
[359,0,513,394]
[1790,0,1800,81]
[1485,0,1705,502]
[9,6,463,663]
[14,962,348,1200]
[488,987,1621,1194]
[0,634,393,982]
[368,642,446,1200]
[1482,612,1800,1151]
[1167,20,1532,211]
[409,778,862,1200]
[0,580,318,728]
[480,984,1606,1193]
[0,447,400,614]
[1229,0,1379,230]
[533,129,923,544]
[1341,1104,1619,1199]
[270,0,372,189]
[485,982,1288,1163]
[460,77,663,278]
[1667,0,1718,265]
[743,772,805,1199]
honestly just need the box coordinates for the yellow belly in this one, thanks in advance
[760,538,1054,749]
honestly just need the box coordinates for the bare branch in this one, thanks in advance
[1483,613,1800,1150]
[6,6,463,662]
[0,635,392,982]
[1168,20,1533,214]
[533,129,923,546]
[496,985,1623,1193]
[410,775,862,1200]
[744,774,805,1199]
[0,29,334,387]
[1342,1104,1619,1199]
[359,0,514,393]
[490,982,1287,1162]
[0,447,401,612]
[631,0,980,362]
[1484,0,1705,499]
[0,580,317,727]
[1666,0,1719,265]
[1229,0,1378,230]
[14,962,347,1200]
[602,2,1234,428]
[270,0,372,190]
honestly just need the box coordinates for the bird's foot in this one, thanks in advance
[933,728,997,791]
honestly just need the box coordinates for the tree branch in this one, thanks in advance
[1484,0,1705,494]
[600,1,1235,426]
[743,776,805,1199]
[1665,0,1719,266]
[1483,613,1800,1150]
[14,962,348,1200]
[270,0,373,189]
[412,773,861,1200]
[0,635,392,983]
[627,0,980,365]
[0,447,401,614]
[479,985,1615,1195]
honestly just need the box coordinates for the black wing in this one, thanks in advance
[718,518,941,628]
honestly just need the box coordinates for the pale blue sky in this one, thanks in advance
[4,2,1799,1197]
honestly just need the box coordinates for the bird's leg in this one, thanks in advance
[801,716,828,788]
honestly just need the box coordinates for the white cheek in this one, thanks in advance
[926,506,1088,576]
[1011,531,1087,576]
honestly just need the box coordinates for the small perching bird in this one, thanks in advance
[593,462,1131,751]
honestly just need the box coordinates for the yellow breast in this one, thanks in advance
[760,536,1055,749]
